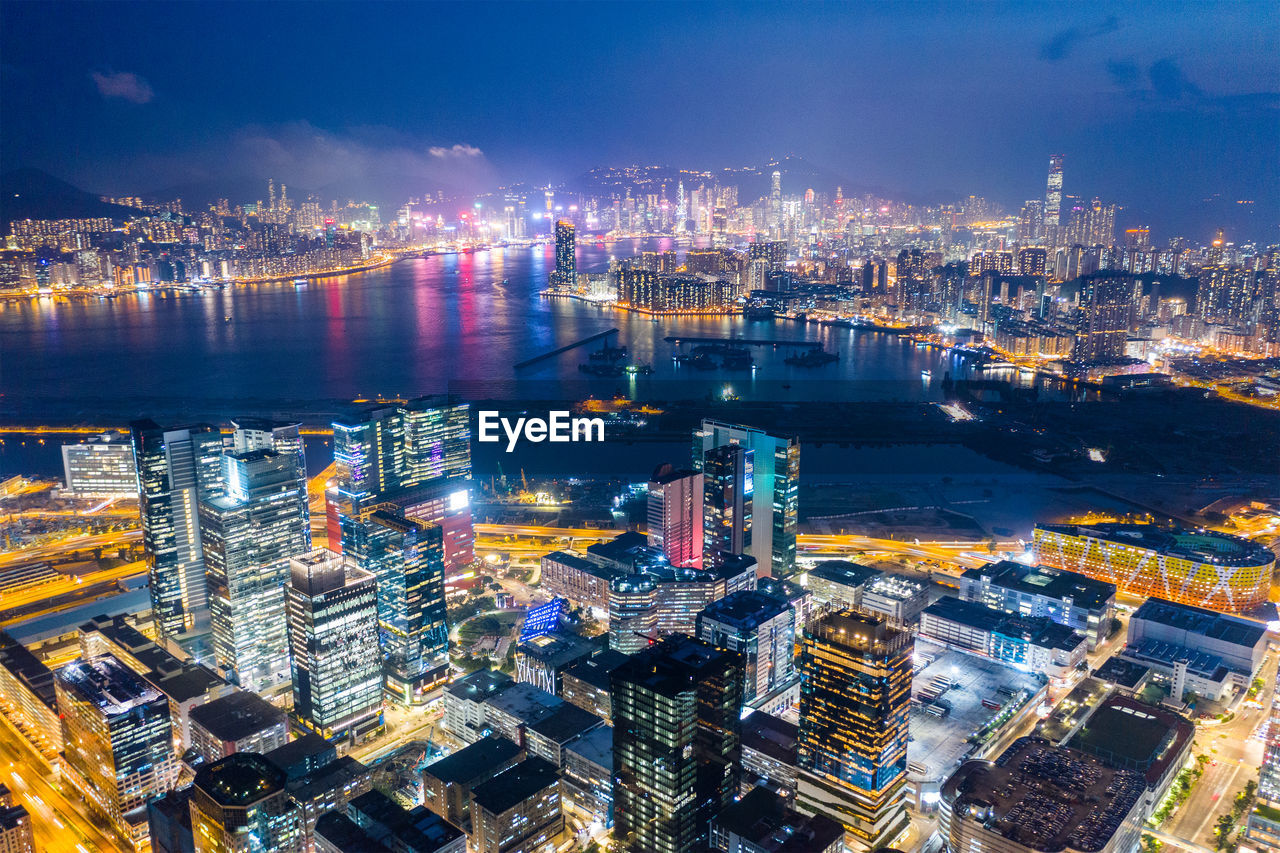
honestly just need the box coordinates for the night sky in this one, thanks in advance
[1,1,1276,239]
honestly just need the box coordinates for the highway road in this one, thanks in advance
[0,715,127,852]
[0,530,140,570]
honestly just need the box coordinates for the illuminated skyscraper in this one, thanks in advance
[611,635,743,853]
[345,506,449,703]
[229,417,306,479]
[1075,275,1133,363]
[552,219,576,290]
[694,420,798,577]
[647,464,704,569]
[129,421,226,641]
[1044,154,1064,233]
[702,444,753,568]
[330,396,473,570]
[285,549,384,744]
[56,655,178,849]
[696,589,795,707]
[190,753,302,853]
[201,449,310,693]
[795,610,912,848]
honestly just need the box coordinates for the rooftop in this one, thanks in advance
[806,560,881,590]
[808,609,911,655]
[264,732,337,781]
[1092,657,1151,690]
[286,755,369,802]
[1120,638,1231,679]
[194,753,286,807]
[563,725,612,771]
[698,589,791,631]
[483,682,563,725]
[528,703,604,745]
[560,648,631,692]
[756,576,809,607]
[516,630,600,668]
[942,737,1147,853]
[0,629,56,710]
[347,789,466,851]
[1131,597,1267,647]
[314,811,392,853]
[740,710,799,766]
[610,635,741,698]
[78,613,226,702]
[908,642,1045,784]
[962,560,1116,610]
[924,597,1087,653]
[445,668,513,702]
[1067,695,1194,786]
[543,550,617,580]
[864,572,929,601]
[55,655,163,715]
[189,690,286,742]
[1036,523,1276,569]
[470,757,560,815]
[422,736,523,785]
[713,787,844,853]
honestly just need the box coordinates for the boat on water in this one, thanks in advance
[921,370,932,379]
[293,278,308,286]
[224,315,232,323]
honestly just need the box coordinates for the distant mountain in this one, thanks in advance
[0,169,142,225]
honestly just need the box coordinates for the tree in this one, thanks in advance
[1214,813,1235,850]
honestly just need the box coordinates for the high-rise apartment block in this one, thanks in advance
[552,219,576,290]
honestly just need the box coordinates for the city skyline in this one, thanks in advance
[0,4,1278,853]
[0,2,1276,239]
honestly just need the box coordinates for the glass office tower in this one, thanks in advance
[285,549,384,744]
[344,505,449,704]
[201,449,310,693]
[611,635,743,853]
[795,609,912,849]
[130,420,225,640]
[693,419,798,577]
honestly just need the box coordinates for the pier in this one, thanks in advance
[515,328,621,369]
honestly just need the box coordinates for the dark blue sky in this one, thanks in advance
[2,1,1276,240]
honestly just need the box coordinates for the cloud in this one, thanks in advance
[1105,59,1141,89]
[225,121,496,200]
[429,144,483,158]
[90,71,153,104]
[1149,58,1203,100]
[1040,16,1119,61]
